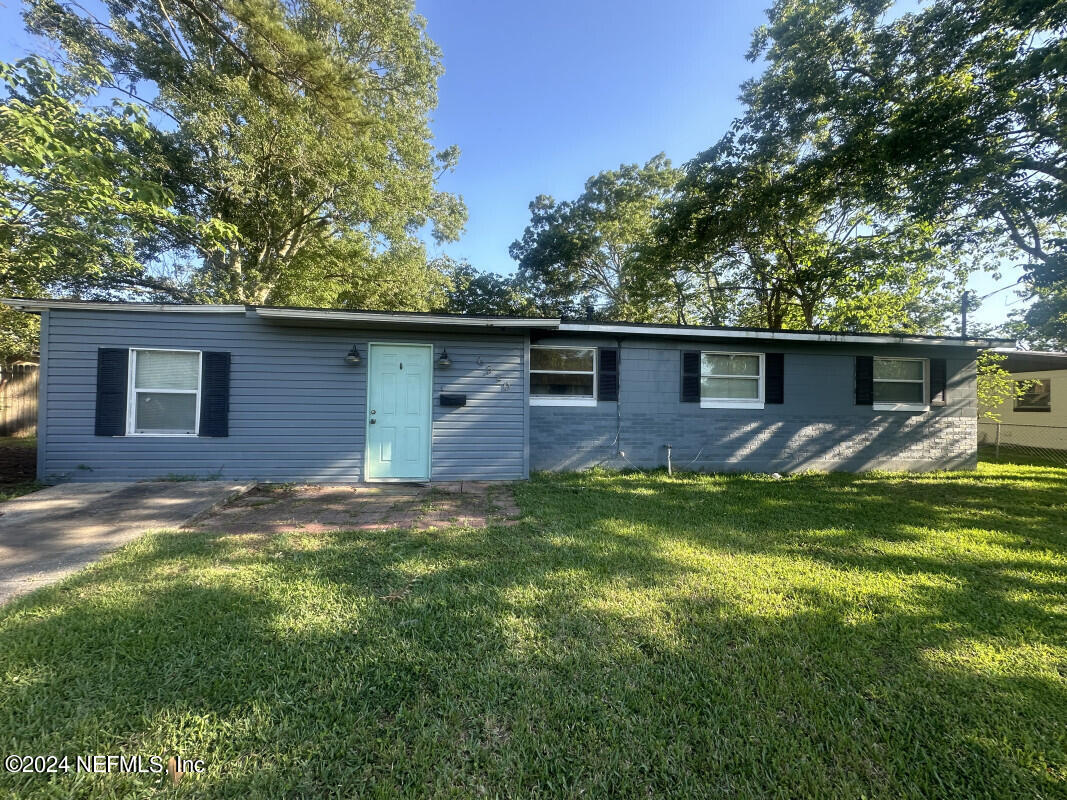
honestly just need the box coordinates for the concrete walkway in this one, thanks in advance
[0,481,250,604]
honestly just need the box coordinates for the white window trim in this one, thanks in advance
[529,345,597,407]
[126,348,202,436]
[872,357,929,413]
[1014,378,1051,411]
[700,351,765,409]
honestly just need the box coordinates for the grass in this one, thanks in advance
[0,464,1065,798]
[0,481,44,502]
[979,443,1067,469]
[0,435,35,449]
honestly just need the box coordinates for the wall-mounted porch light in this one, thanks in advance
[437,348,452,368]
[344,345,363,366]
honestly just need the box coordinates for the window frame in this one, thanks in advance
[126,348,203,436]
[1014,378,1051,412]
[529,345,598,407]
[699,350,765,410]
[872,356,929,413]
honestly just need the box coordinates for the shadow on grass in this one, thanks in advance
[0,465,1065,797]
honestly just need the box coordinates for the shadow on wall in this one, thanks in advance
[535,415,977,473]
[0,466,1064,796]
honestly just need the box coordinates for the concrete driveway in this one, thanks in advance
[0,481,249,604]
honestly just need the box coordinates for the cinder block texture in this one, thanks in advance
[529,339,978,473]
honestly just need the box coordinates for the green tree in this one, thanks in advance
[661,132,966,332]
[26,0,466,307]
[510,155,682,321]
[977,350,1032,422]
[434,259,536,317]
[0,57,226,359]
[743,0,1066,335]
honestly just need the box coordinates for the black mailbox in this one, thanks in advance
[440,393,466,407]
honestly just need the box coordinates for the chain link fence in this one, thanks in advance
[978,421,1067,467]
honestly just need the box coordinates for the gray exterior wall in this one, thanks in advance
[37,309,983,482]
[529,335,978,473]
[40,310,527,482]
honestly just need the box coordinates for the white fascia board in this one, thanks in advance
[557,322,1015,349]
[251,307,561,328]
[991,347,1067,356]
[1,299,245,313]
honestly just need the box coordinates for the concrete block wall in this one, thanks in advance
[529,336,979,473]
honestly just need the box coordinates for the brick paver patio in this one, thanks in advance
[189,481,520,534]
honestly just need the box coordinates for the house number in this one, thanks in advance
[475,356,512,391]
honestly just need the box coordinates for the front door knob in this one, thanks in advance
[370,419,376,424]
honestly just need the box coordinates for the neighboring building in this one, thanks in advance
[2,299,1012,483]
[980,349,1067,451]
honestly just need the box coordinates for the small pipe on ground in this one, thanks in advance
[666,443,672,476]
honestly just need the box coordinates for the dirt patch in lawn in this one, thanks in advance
[189,481,520,534]
[0,438,35,484]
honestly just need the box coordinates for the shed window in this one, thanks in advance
[530,347,596,406]
[1015,379,1051,412]
[873,357,928,411]
[701,352,764,409]
[128,349,201,435]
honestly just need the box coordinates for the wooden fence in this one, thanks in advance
[0,364,38,437]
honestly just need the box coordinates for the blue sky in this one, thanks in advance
[416,0,764,271]
[0,0,1027,328]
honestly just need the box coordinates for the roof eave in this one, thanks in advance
[0,298,245,314]
[557,322,1014,349]
[249,307,561,329]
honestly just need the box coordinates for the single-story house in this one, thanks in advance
[2,299,1013,483]
[979,349,1067,451]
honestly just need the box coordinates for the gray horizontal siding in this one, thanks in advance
[529,337,979,473]
[42,311,527,482]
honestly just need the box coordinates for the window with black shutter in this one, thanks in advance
[199,352,231,436]
[680,351,700,402]
[765,353,784,404]
[95,348,129,436]
[598,348,619,402]
[855,356,874,406]
[95,348,231,436]
[929,358,947,406]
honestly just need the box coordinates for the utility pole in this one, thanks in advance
[961,291,969,338]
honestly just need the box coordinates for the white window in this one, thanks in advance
[873,357,928,412]
[529,346,596,406]
[700,351,764,409]
[127,349,202,435]
[1015,378,1051,412]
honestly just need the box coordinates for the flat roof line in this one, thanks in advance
[0,298,1016,347]
[250,307,561,328]
[1,298,246,313]
[558,321,1014,348]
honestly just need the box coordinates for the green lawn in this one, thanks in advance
[0,481,42,502]
[1,464,1065,798]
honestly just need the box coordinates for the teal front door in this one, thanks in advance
[366,344,432,480]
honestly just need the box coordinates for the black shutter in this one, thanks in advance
[598,348,619,401]
[95,348,129,436]
[929,358,947,406]
[199,351,231,437]
[855,355,874,406]
[681,351,700,402]
[765,353,784,404]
